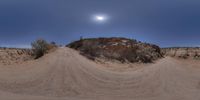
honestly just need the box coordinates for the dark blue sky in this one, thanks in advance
[0,0,200,48]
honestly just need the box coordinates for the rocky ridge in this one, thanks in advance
[67,37,162,63]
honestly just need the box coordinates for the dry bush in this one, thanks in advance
[31,39,57,59]
[194,51,200,59]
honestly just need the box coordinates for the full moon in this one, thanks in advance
[96,16,104,21]
[93,15,108,23]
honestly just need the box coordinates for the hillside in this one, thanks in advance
[162,47,200,59]
[0,48,33,65]
[67,37,162,63]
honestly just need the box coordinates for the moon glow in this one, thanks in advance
[96,16,104,21]
[93,15,108,23]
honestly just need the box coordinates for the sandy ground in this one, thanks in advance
[0,47,200,100]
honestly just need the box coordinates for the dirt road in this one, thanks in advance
[0,48,200,100]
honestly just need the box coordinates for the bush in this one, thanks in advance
[31,39,49,59]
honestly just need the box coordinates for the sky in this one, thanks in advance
[0,0,200,48]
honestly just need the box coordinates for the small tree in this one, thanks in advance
[31,39,49,59]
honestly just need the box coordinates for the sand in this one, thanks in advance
[0,47,200,100]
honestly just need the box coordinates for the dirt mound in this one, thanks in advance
[67,37,162,63]
[0,48,200,100]
[0,48,33,65]
[162,47,200,59]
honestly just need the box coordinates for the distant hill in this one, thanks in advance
[67,37,163,63]
[162,47,200,59]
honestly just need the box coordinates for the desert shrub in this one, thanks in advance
[151,45,161,54]
[194,51,200,59]
[67,40,83,49]
[120,46,138,63]
[31,39,49,59]
[180,53,189,59]
[81,41,99,59]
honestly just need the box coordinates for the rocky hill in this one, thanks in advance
[67,37,162,63]
[0,48,33,65]
[162,47,200,59]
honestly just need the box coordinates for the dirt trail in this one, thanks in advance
[0,48,200,100]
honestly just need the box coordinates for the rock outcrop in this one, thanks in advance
[67,37,162,63]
